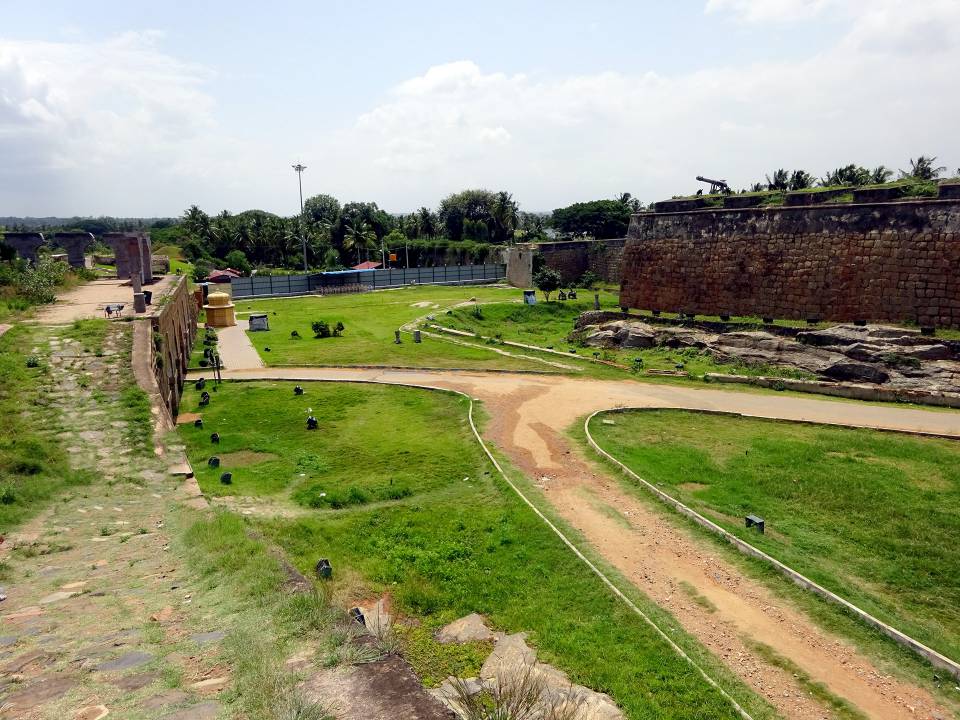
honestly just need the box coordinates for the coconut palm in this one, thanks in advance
[766,169,790,191]
[901,155,947,180]
[869,166,893,184]
[343,219,377,265]
[788,170,815,191]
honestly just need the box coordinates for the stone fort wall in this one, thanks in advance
[619,200,960,329]
[536,238,625,285]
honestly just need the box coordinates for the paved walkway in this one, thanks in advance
[215,321,264,370]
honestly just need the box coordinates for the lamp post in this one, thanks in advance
[292,163,307,271]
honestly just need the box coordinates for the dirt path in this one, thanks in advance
[203,366,957,719]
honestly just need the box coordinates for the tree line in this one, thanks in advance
[167,189,644,275]
[744,156,956,193]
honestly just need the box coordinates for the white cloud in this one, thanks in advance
[2,3,959,216]
[313,1,960,211]
[705,0,832,23]
[0,31,249,214]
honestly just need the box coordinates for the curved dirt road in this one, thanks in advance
[197,365,959,719]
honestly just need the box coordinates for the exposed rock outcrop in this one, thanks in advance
[573,313,960,393]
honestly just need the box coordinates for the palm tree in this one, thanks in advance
[869,166,893,184]
[901,155,947,180]
[491,191,518,244]
[766,169,790,191]
[343,219,377,265]
[788,170,815,191]
[417,207,437,239]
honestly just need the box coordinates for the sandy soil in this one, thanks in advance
[202,366,959,719]
[28,277,177,325]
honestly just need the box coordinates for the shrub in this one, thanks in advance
[17,258,68,304]
[25,355,40,368]
[334,321,344,337]
[533,268,562,301]
[312,320,331,338]
[578,270,600,290]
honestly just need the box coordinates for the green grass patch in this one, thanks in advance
[234,285,556,372]
[587,409,960,662]
[394,622,492,688]
[120,384,153,455]
[0,326,90,531]
[62,318,110,355]
[178,381,768,719]
[441,297,815,380]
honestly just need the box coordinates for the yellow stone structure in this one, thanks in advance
[203,291,236,327]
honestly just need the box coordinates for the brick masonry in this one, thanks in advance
[619,200,960,328]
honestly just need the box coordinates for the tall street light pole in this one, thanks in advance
[292,163,307,271]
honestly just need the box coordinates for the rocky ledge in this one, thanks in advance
[573,311,960,393]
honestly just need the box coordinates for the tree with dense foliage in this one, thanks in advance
[533,267,562,301]
[788,170,816,190]
[551,199,631,239]
[437,189,517,243]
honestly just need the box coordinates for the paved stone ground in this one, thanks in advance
[0,324,229,719]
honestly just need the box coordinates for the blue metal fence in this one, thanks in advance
[230,263,505,299]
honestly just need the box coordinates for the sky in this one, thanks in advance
[1,0,959,217]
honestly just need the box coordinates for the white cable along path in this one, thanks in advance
[583,407,960,682]
[236,377,757,720]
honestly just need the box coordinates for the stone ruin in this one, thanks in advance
[103,232,153,285]
[2,230,93,269]
[53,231,95,268]
[2,232,46,265]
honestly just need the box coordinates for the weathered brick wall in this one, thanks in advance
[150,276,198,416]
[620,200,960,328]
[537,238,625,284]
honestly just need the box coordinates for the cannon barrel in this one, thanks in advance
[696,175,729,187]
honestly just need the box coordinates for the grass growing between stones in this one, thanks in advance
[62,318,111,355]
[587,409,960,664]
[178,380,774,720]
[233,285,558,372]
[441,299,815,380]
[179,511,334,720]
[0,326,90,532]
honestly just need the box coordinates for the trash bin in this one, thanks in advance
[143,290,153,305]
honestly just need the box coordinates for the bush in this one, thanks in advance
[17,258,69,304]
[334,321,344,337]
[533,268,562,301]
[578,270,600,290]
[312,320,331,338]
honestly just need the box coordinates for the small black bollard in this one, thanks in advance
[194,378,206,391]
[294,385,304,396]
[220,472,232,485]
[208,456,220,468]
[306,416,319,430]
[315,558,333,580]
[349,607,365,626]
[194,418,203,428]
[394,330,401,344]
[199,391,210,407]
[210,432,220,444]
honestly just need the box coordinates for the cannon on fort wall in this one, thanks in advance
[695,175,732,194]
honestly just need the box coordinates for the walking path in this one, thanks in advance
[1,323,231,719]
[195,327,960,719]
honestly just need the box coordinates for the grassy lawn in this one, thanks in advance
[587,409,960,663]
[177,381,769,719]
[233,285,576,372]
[440,296,814,380]
[0,326,90,533]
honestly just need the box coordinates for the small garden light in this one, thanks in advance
[208,456,220,468]
[220,472,232,485]
[210,432,220,444]
[315,558,333,580]
[306,416,318,430]
[294,385,304,396]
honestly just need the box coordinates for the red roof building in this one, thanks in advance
[351,261,382,270]
[207,268,243,283]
